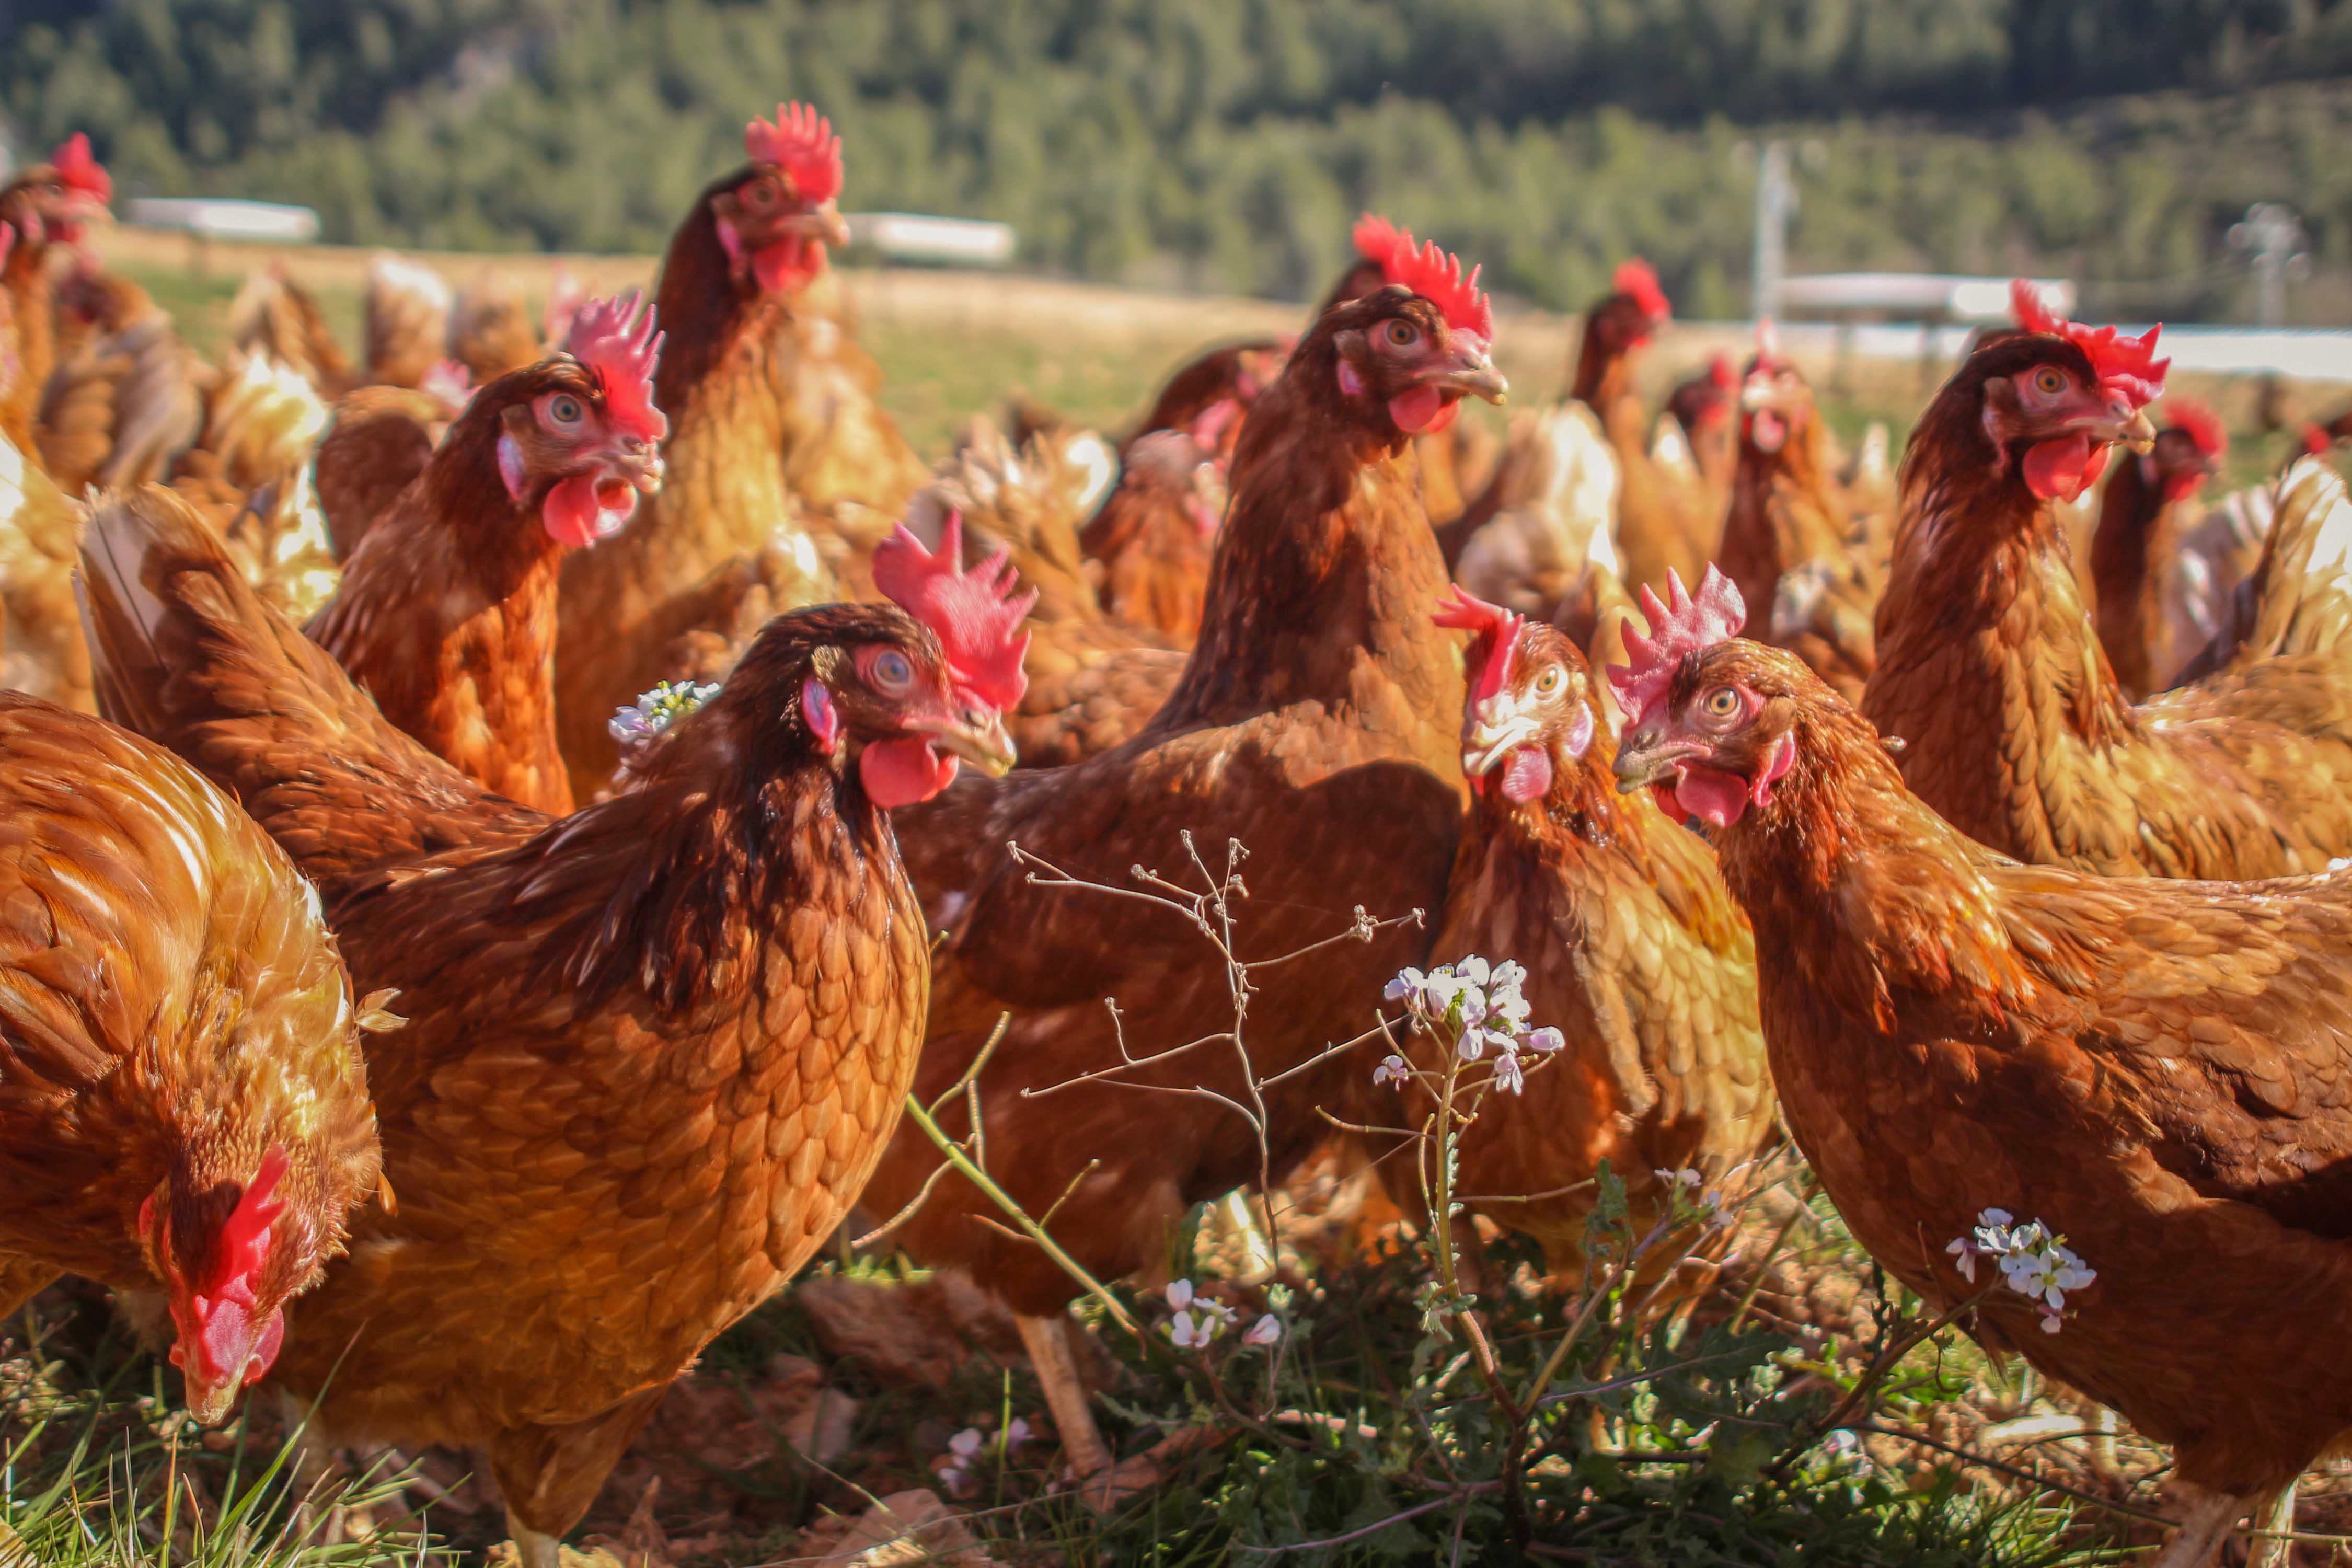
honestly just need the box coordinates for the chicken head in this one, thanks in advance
[138,1146,302,1423]
[1325,228,1507,437]
[485,290,667,547]
[1974,281,2167,503]
[1437,584,1599,803]
[0,132,112,247]
[1740,322,1814,457]
[1607,567,1813,829]
[715,102,851,295]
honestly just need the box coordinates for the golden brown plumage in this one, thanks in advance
[1616,628,2352,1558]
[307,344,664,816]
[1082,423,1226,648]
[314,384,458,562]
[1396,608,1770,1255]
[0,428,90,711]
[0,142,111,457]
[555,114,924,797]
[863,277,1502,1476]
[1571,272,1712,596]
[0,690,378,1424]
[449,270,550,383]
[1866,326,2352,879]
[78,483,1016,1557]
[363,253,453,390]
[39,265,207,493]
[226,269,356,402]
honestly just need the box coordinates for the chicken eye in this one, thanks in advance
[743,177,780,210]
[1384,320,1421,349]
[871,650,913,690]
[1535,664,1564,695]
[1702,686,1742,719]
[545,394,584,428]
[2033,367,2068,396]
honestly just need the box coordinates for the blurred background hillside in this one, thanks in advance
[8,0,2352,321]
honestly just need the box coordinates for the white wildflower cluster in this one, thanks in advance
[1162,1278,1281,1351]
[1946,1207,2096,1334]
[1654,1165,1729,1224]
[1381,956,1565,1095]
[936,1419,1031,1497]
[608,678,721,747]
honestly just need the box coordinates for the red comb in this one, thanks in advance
[1615,258,1670,323]
[50,133,111,203]
[2166,399,2226,458]
[871,511,1035,711]
[2304,423,2336,458]
[745,103,843,204]
[202,1146,288,1297]
[1353,212,1404,266]
[1707,353,1736,391]
[2009,279,2168,410]
[566,290,667,443]
[1606,567,1746,725]
[1433,585,1525,712]
[1378,228,1493,347]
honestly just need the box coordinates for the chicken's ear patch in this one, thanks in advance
[802,678,841,754]
[871,510,1035,711]
[1607,567,1745,724]
[1432,585,1524,711]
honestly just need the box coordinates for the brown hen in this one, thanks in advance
[1866,287,2352,878]
[866,258,1505,1482]
[1615,573,2352,1568]
[0,693,379,1425]
[555,102,926,794]
[2090,400,2227,699]
[0,134,111,456]
[307,293,668,814]
[78,483,1023,1568]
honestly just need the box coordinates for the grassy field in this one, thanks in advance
[9,230,2348,1566]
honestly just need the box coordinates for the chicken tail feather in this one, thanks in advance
[2185,457,2352,681]
[77,486,523,875]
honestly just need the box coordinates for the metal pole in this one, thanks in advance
[2230,203,2307,328]
[1751,140,1794,323]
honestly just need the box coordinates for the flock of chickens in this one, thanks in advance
[5,102,2352,1567]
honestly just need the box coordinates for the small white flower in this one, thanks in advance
[1455,985,1490,1029]
[1167,1309,1205,1348]
[2038,1308,2064,1334]
[1243,1314,1282,1346]
[1488,959,1526,991]
[1197,1296,1238,1329]
[1492,1051,1525,1095]
[1373,1053,1410,1088]
[1456,1027,1488,1063]
[1946,1236,1979,1284]
[1166,1278,1195,1311]
[1522,1026,1565,1054]
[1005,1418,1033,1449]
[948,1427,984,1461]
[1452,955,1491,987]
[1819,1429,1860,1457]
[1384,967,1427,1005]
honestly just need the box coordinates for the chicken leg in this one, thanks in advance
[1016,1311,1112,1483]
[2149,1489,2256,1568]
[487,1383,667,1568]
[2248,1481,2298,1568]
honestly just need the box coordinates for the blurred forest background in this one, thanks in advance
[6,0,2352,320]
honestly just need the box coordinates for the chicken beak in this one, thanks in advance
[2111,407,2159,454]
[913,710,1018,777]
[1461,710,1541,778]
[804,203,853,250]
[1438,347,1509,405]
[1612,730,1704,794]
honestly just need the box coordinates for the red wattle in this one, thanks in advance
[1499,745,1552,803]
[753,239,823,294]
[1388,385,1445,433]
[858,738,959,808]
[1670,764,1753,828]
[2022,434,2096,501]
[541,474,636,548]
